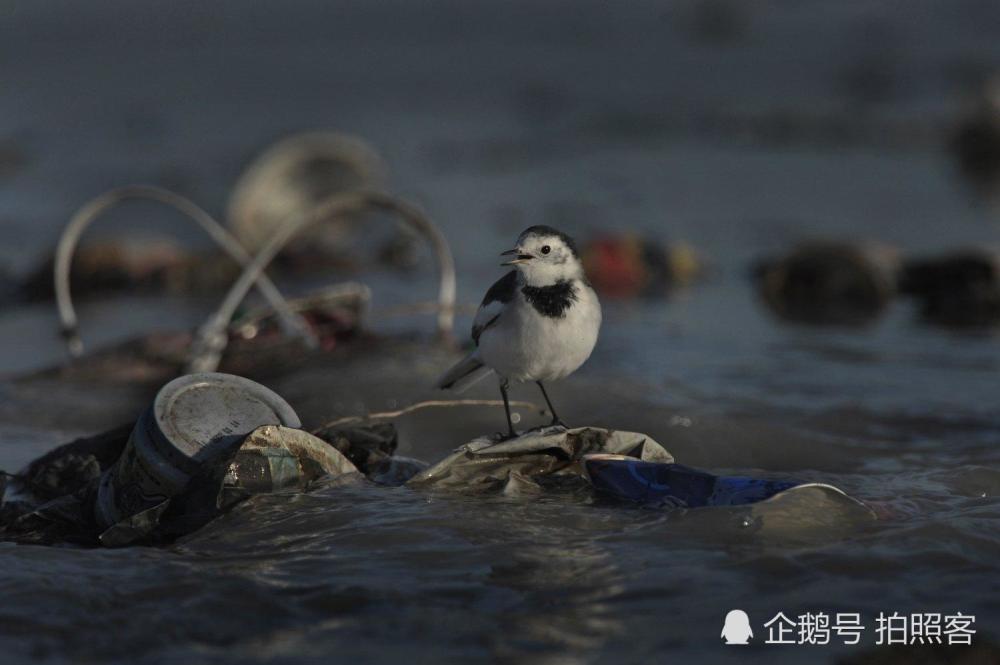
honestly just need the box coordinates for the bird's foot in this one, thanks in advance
[495,429,520,442]
[550,418,569,429]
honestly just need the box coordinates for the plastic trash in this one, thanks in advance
[583,454,876,538]
[584,455,800,507]
[0,373,372,547]
[93,372,302,530]
[227,425,360,493]
[407,426,673,491]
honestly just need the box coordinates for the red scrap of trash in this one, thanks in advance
[582,235,648,298]
[581,234,701,298]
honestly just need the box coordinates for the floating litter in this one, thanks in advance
[94,372,301,531]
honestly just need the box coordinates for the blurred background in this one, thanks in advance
[3,1,1000,375]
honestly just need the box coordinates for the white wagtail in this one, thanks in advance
[437,225,602,438]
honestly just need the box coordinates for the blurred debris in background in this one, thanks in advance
[227,283,369,354]
[753,241,900,325]
[901,248,1000,328]
[15,133,411,305]
[227,132,387,257]
[581,234,703,299]
[952,78,1000,205]
[17,284,369,393]
[20,237,240,302]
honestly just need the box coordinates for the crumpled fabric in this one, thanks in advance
[407,426,673,493]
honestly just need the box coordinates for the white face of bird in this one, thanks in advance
[501,226,583,286]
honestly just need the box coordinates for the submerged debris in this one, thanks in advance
[0,373,375,547]
[900,248,1000,328]
[1,371,873,548]
[753,241,900,325]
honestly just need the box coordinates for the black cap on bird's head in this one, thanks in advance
[500,225,583,284]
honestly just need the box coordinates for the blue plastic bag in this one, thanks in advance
[584,455,800,507]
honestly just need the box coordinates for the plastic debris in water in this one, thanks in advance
[227,425,359,493]
[583,455,799,507]
[94,372,302,532]
[0,373,379,547]
[407,426,674,491]
[582,454,876,536]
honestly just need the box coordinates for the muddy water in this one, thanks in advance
[2,1,1000,663]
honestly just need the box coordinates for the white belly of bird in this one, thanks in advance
[478,285,601,382]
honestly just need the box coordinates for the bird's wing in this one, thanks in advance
[471,270,518,345]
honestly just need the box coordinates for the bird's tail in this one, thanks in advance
[436,351,493,392]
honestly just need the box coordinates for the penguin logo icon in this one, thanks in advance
[721,609,753,645]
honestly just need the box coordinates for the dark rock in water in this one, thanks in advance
[753,241,900,325]
[901,249,1000,328]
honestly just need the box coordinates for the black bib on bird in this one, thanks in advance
[522,280,578,318]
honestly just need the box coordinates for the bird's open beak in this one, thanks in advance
[501,249,534,266]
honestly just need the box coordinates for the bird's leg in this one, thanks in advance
[499,378,518,440]
[536,381,567,428]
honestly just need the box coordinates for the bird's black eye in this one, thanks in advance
[541,245,551,255]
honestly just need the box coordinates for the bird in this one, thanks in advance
[436,225,602,439]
